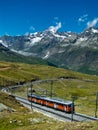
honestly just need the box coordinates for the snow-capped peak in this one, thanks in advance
[48,22,62,34]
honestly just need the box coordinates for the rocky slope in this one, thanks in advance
[0,27,98,75]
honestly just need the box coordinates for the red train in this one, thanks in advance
[27,94,74,113]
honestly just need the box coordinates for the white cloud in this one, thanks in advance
[29,26,35,31]
[87,18,98,28]
[25,32,29,36]
[48,22,62,33]
[78,14,88,22]
[54,17,59,20]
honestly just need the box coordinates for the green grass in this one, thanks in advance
[0,61,98,125]
[0,61,98,87]
[0,92,98,130]
[13,80,98,117]
[0,61,98,117]
[20,79,97,117]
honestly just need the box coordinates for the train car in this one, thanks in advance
[44,97,73,113]
[27,94,74,113]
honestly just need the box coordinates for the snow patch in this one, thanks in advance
[92,28,98,33]
[30,37,42,45]
[43,51,50,59]
[0,40,3,43]
[61,44,69,47]
[26,36,43,47]
[33,32,38,35]
[79,37,88,42]
[58,50,65,53]
[0,40,8,47]
[74,37,88,46]
[68,34,72,37]
[53,33,66,40]
[11,49,36,56]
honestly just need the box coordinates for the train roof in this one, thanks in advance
[44,97,72,105]
[28,94,72,105]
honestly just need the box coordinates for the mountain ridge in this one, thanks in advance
[0,27,98,75]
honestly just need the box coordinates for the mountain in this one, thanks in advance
[0,41,53,66]
[0,27,98,75]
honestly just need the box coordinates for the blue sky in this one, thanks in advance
[0,0,98,35]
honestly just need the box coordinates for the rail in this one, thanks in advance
[14,95,98,122]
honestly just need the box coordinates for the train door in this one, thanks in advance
[64,105,66,112]
[54,103,57,109]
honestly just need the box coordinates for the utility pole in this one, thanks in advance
[94,92,98,118]
[27,85,28,97]
[71,96,75,121]
[31,82,33,110]
[50,81,53,98]
[45,89,47,96]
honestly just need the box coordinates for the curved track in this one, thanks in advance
[15,95,98,122]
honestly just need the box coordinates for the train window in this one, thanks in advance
[68,104,71,107]
[57,103,64,106]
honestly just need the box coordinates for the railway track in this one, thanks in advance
[14,95,98,122]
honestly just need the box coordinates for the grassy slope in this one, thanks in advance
[0,50,51,66]
[0,61,98,116]
[0,92,62,130]
[0,61,98,114]
[0,44,57,68]
[0,61,98,86]
[0,92,98,130]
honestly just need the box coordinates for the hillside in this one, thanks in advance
[0,92,98,130]
[0,61,98,117]
[0,43,55,67]
[0,61,98,129]
[0,61,98,87]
